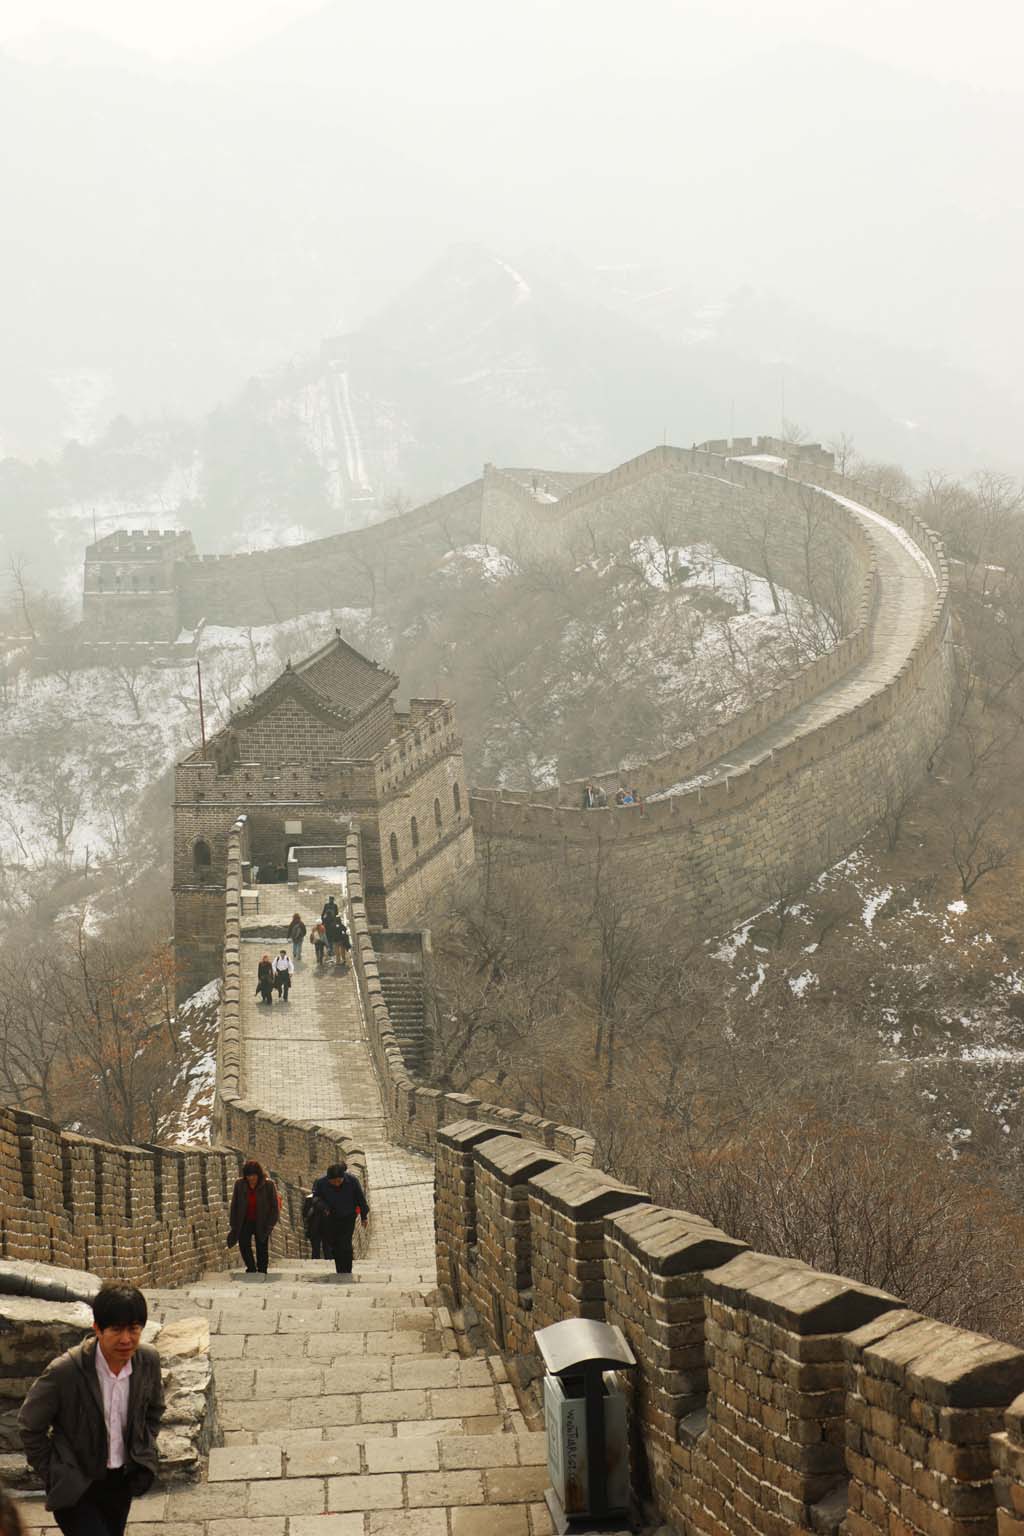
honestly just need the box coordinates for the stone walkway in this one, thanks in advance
[16,880,551,1532]
[19,1262,551,1534]
[240,877,434,1267]
[653,485,941,796]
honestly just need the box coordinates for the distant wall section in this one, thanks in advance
[473,442,956,938]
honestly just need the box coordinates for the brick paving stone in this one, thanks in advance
[209,1446,283,1481]
[484,1466,550,1503]
[368,1513,447,1536]
[290,1394,360,1428]
[364,1435,441,1473]
[166,1485,249,1520]
[284,1442,361,1477]
[391,1357,462,1389]
[406,1470,485,1506]
[357,1388,428,1423]
[326,1472,403,1511]
[529,1500,557,1534]
[206,1522,286,1535]
[517,1434,548,1465]
[428,1387,501,1418]
[246,1477,326,1515]
[452,1508,531,1536]
[289,1519,365,1536]
[440,1435,521,1470]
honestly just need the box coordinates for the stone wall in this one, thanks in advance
[213,816,368,1230]
[345,830,595,1165]
[0,1105,312,1290]
[472,442,955,938]
[175,478,485,630]
[434,1133,1024,1536]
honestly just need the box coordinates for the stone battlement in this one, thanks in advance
[433,1129,1024,1536]
[472,441,953,937]
[0,1106,313,1288]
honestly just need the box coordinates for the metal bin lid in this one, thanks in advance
[534,1318,637,1376]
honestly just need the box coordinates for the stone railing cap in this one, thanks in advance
[474,1134,561,1183]
[436,1120,515,1152]
[606,1203,748,1274]
[529,1162,650,1218]
[860,1315,1024,1407]
[707,1250,899,1335]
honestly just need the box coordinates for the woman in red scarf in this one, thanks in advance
[227,1160,279,1276]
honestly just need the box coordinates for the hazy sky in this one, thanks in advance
[0,0,1021,472]
[2,0,1023,89]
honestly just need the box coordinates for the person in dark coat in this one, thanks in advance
[322,909,340,960]
[287,913,306,964]
[18,1282,165,1536]
[301,1193,332,1261]
[228,1160,280,1276]
[336,921,351,968]
[256,955,274,1005]
[310,1160,369,1277]
[321,896,339,927]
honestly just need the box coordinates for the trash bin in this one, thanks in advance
[535,1317,637,1531]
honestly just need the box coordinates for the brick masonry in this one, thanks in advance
[0,1104,313,1289]
[471,441,956,938]
[434,1139,1024,1536]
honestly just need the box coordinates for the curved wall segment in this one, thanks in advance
[472,441,955,935]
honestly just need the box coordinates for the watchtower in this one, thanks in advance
[82,528,196,642]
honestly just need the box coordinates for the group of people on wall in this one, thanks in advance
[254,896,352,1004]
[10,1156,369,1533]
[581,783,642,808]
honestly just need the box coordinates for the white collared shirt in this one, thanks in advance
[95,1345,132,1468]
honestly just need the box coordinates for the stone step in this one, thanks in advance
[208,1429,546,1480]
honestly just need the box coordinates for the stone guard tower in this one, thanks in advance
[173,631,474,998]
[82,528,196,642]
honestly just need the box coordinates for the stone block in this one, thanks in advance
[326,1472,403,1511]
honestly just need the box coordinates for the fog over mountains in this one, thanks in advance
[0,0,1020,483]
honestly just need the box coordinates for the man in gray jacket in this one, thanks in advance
[18,1281,165,1535]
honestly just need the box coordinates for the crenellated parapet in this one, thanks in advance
[473,439,954,936]
[433,1134,1024,1536]
[344,829,594,1165]
[0,1104,311,1287]
[213,815,369,1199]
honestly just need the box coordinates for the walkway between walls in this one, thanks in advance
[651,486,940,797]
[17,879,560,1532]
[239,876,435,1270]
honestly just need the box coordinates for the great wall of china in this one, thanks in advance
[4,436,1011,1536]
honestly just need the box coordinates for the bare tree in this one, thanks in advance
[827,431,859,477]
[949,798,1012,895]
[112,662,149,721]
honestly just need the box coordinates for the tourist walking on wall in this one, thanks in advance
[228,1160,280,1275]
[322,908,340,959]
[256,955,275,1005]
[287,913,306,964]
[273,950,294,1000]
[310,1160,369,1276]
[18,1281,165,1536]
[321,895,339,927]
[311,921,327,966]
[336,920,351,968]
[301,1193,333,1261]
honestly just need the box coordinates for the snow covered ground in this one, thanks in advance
[0,606,380,871]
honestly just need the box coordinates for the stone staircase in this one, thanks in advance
[18,1259,552,1535]
[378,972,429,1075]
